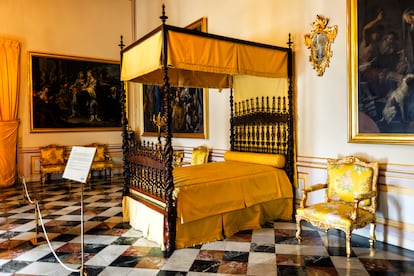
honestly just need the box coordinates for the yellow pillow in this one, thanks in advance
[223,151,286,168]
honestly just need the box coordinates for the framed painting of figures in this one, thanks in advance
[142,85,208,139]
[349,0,414,144]
[29,52,122,132]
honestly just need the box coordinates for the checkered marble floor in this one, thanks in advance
[0,176,413,275]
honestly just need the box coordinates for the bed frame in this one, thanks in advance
[119,6,294,257]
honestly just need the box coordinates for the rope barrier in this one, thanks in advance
[21,176,82,274]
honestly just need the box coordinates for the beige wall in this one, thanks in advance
[135,0,414,162]
[133,0,414,250]
[0,0,132,180]
[0,0,132,148]
[1,0,414,250]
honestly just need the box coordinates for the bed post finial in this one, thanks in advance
[119,35,125,50]
[287,33,292,49]
[160,4,168,23]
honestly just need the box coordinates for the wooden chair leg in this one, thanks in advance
[295,218,303,242]
[370,222,376,248]
[41,173,46,185]
[324,229,329,247]
[345,230,352,258]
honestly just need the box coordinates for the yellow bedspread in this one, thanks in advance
[173,161,292,224]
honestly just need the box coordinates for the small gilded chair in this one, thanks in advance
[87,143,113,179]
[173,150,185,168]
[39,144,67,184]
[190,145,210,165]
[177,146,210,167]
[295,156,379,258]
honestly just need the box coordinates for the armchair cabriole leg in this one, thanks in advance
[369,222,376,248]
[346,230,351,258]
[295,219,303,242]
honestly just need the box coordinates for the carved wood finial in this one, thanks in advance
[160,4,168,23]
[287,33,292,48]
[118,35,125,50]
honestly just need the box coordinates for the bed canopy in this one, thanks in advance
[121,22,291,89]
[120,5,293,256]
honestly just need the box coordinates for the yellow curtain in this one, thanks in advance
[0,39,20,187]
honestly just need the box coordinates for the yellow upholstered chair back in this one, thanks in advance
[39,144,67,184]
[295,156,379,258]
[40,144,66,165]
[86,143,113,180]
[326,157,377,210]
[190,146,209,165]
[91,143,107,162]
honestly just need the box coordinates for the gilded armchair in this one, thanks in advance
[175,146,210,167]
[190,145,209,165]
[295,156,379,258]
[39,144,67,184]
[87,143,113,179]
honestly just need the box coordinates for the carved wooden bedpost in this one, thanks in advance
[119,35,131,198]
[160,5,176,257]
[230,88,234,150]
[286,34,296,215]
[286,34,294,185]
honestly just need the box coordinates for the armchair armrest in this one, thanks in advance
[300,183,327,208]
[304,183,327,193]
[351,191,377,220]
[354,190,376,202]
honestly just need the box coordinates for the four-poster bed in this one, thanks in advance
[120,6,295,257]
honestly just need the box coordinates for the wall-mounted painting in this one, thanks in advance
[349,0,414,144]
[142,85,208,139]
[185,17,208,32]
[140,17,209,139]
[30,52,122,132]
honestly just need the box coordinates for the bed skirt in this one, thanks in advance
[124,195,293,249]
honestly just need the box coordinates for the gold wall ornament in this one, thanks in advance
[304,15,338,76]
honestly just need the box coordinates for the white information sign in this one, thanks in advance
[63,146,96,183]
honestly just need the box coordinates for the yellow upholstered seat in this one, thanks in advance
[87,143,113,179]
[39,144,67,184]
[295,156,379,258]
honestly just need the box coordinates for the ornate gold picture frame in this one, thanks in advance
[29,52,122,132]
[348,0,414,144]
[185,17,208,32]
[304,15,338,76]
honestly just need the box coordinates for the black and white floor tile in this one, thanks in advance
[0,176,413,275]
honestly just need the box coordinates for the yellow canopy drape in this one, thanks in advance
[0,39,20,186]
[121,26,289,88]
